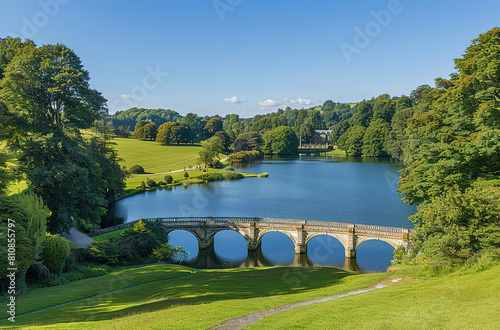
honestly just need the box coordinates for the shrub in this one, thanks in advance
[26,262,50,284]
[184,171,189,178]
[228,150,263,164]
[164,175,173,184]
[141,181,146,190]
[158,181,165,186]
[0,196,34,291]
[223,172,244,180]
[111,219,149,243]
[152,243,187,261]
[64,247,86,272]
[258,172,269,178]
[133,219,149,234]
[198,173,224,182]
[119,233,161,260]
[146,179,157,187]
[113,227,135,242]
[129,164,145,174]
[211,159,223,169]
[40,234,70,274]
[225,166,235,171]
[43,264,112,287]
[85,241,119,265]
[145,219,169,243]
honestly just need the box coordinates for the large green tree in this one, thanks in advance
[263,126,299,155]
[134,122,157,141]
[197,136,224,169]
[0,39,126,233]
[337,125,366,156]
[203,117,223,139]
[362,119,390,157]
[0,42,106,132]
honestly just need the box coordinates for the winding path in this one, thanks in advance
[209,281,399,329]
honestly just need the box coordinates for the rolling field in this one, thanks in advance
[112,138,202,171]
[2,263,498,329]
[111,138,255,189]
[1,265,386,329]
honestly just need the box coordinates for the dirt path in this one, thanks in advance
[145,156,199,170]
[130,166,202,177]
[62,227,95,248]
[209,280,400,330]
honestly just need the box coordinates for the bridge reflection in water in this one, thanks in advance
[183,244,361,272]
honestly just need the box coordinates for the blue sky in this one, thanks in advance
[1,0,499,117]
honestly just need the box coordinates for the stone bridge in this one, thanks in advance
[94,217,414,259]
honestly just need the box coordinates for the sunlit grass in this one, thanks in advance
[4,263,499,329]
[112,138,201,170]
[247,264,500,329]
[2,264,386,329]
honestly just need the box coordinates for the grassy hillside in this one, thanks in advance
[1,265,385,329]
[2,263,498,329]
[112,138,201,170]
[111,138,257,189]
[248,264,500,329]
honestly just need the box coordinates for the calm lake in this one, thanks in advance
[115,155,417,272]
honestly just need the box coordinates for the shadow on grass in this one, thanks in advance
[12,266,354,327]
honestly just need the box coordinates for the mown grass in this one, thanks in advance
[327,148,347,156]
[247,264,500,329]
[4,263,499,329]
[91,228,129,242]
[112,138,201,171]
[112,138,256,189]
[2,265,386,329]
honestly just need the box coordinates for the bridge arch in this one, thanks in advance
[257,229,298,246]
[165,228,202,243]
[212,230,249,261]
[305,233,349,252]
[355,236,401,250]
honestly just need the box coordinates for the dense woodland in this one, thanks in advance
[0,28,499,292]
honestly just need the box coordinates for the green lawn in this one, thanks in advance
[247,264,500,329]
[91,227,130,242]
[112,138,202,171]
[111,138,257,189]
[1,265,386,329]
[327,148,347,156]
[2,263,498,329]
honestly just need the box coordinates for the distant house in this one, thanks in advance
[314,130,332,144]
